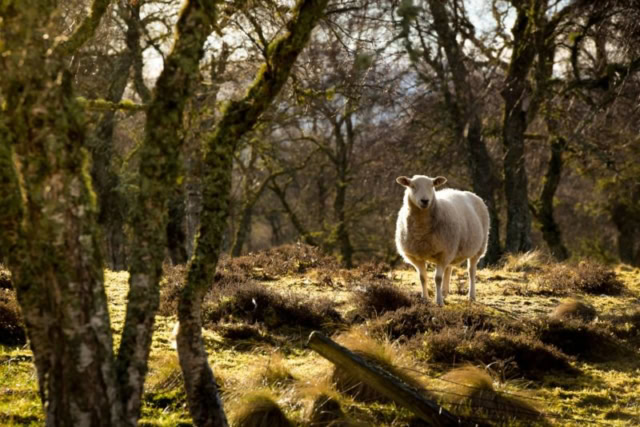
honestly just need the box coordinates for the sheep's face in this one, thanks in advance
[396,175,447,210]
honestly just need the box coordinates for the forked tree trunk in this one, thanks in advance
[176,1,329,424]
[115,1,219,424]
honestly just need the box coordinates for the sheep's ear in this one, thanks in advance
[433,176,447,188]
[396,176,411,187]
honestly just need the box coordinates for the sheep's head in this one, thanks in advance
[396,175,447,209]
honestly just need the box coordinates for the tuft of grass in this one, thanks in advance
[351,282,414,319]
[501,251,551,273]
[203,281,342,331]
[259,354,295,387]
[549,298,597,322]
[308,393,352,427]
[535,318,627,363]
[230,390,293,427]
[342,261,392,285]
[368,303,508,342]
[222,243,338,280]
[417,329,574,381]
[438,366,544,424]
[535,261,625,296]
[0,289,26,346]
[331,330,427,402]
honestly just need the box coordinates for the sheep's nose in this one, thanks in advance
[420,198,430,206]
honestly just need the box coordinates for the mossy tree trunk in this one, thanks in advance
[176,0,329,424]
[115,1,219,424]
[0,1,124,425]
[423,0,503,265]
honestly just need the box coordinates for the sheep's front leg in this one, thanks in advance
[414,262,429,299]
[434,264,445,306]
[468,257,479,301]
[442,266,452,298]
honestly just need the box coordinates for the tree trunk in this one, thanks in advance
[176,1,328,423]
[168,186,189,265]
[230,202,254,257]
[115,2,218,424]
[532,136,569,261]
[500,4,538,253]
[610,200,640,266]
[424,0,502,265]
[1,1,123,425]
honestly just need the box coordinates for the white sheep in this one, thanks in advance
[395,175,490,306]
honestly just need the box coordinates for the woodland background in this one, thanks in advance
[65,0,640,269]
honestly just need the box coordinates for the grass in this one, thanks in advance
[436,366,544,425]
[1,249,640,426]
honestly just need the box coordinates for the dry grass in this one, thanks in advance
[331,330,427,403]
[438,366,544,424]
[0,289,25,346]
[230,390,293,427]
[535,261,625,296]
[417,328,574,381]
[549,298,597,322]
[202,281,342,331]
[501,251,551,273]
[535,318,627,362]
[307,392,352,427]
[222,243,338,280]
[259,354,296,388]
[368,303,509,342]
[350,282,414,319]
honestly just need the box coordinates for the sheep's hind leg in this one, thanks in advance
[442,266,452,298]
[468,256,479,302]
[434,264,445,306]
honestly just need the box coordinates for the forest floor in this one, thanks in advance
[1,245,640,426]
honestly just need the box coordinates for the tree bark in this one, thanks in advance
[0,1,124,425]
[176,1,329,424]
[532,137,569,260]
[115,2,218,424]
[610,197,640,266]
[422,0,502,265]
[168,186,189,265]
[500,2,540,253]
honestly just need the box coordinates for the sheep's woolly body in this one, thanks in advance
[396,189,489,265]
[395,175,490,305]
